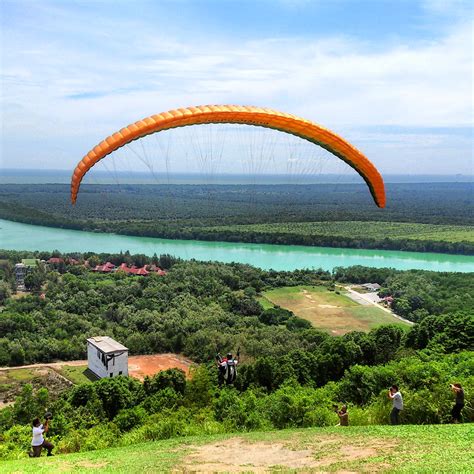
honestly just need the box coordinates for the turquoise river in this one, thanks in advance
[1,219,473,272]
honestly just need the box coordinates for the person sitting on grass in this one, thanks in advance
[450,383,465,424]
[29,417,54,457]
[388,385,403,425]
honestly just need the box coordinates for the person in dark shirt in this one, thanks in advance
[336,405,349,426]
[450,383,465,423]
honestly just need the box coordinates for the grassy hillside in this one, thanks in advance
[3,424,472,473]
[261,285,407,334]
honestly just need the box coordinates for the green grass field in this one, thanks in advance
[204,221,474,243]
[55,365,91,385]
[262,286,407,334]
[2,425,472,473]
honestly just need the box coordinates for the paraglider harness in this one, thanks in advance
[216,347,239,387]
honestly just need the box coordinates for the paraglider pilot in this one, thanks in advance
[216,348,239,387]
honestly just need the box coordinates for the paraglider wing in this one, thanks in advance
[71,105,386,207]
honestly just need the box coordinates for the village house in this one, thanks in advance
[92,261,116,273]
[93,262,166,276]
[87,336,129,379]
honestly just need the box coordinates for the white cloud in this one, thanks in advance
[1,3,472,174]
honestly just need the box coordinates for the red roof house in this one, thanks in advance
[94,262,116,273]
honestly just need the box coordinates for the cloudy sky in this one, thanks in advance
[1,0,472,175]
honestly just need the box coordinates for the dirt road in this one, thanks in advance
[342,286,414,325]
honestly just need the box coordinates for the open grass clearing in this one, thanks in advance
[263,286,408,334]
[2,424,472,473]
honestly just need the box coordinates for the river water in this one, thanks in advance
[1,219,472,272]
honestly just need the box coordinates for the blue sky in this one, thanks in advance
[1,0,472,175]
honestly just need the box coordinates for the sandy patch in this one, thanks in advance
[181,438,315,472]
[179,437,397,473]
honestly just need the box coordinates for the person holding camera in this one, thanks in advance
[450,383,464,423]
[334,404,349,426]
[388,385,403,425]
[29,414,54,457]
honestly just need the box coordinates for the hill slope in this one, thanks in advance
[3,424,472,473]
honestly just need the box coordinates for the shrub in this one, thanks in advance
[94,376,144,419]
[114,406,148,432]
[141,387,182,414]
[144,369,186,396]
[0,424,31,460]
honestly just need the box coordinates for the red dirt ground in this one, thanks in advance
[1,353,195,382]
[127,353,195,380]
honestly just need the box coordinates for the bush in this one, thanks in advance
[58,423,120,453]
[0,424,31,460]
[266,383,325,429]
[94,376,144,419]
[144,369,186,396]
[141,387,182,414]
[114,406,148,432]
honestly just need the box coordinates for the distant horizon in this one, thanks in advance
[0,168,472,185]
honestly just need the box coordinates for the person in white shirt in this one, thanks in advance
[388,385,403,425]
[29,417,54,457]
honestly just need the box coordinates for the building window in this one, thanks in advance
[110,373,113,377]
[119,371,122,375]
[97,349,100,358]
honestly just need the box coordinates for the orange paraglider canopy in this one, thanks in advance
[71,105,385,207]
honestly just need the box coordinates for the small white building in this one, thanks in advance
[362,283,381,292]
[87,336,129,379]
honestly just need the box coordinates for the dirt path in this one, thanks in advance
[342,286,414,325]
[180,435,397,472]
[0,353,195,381]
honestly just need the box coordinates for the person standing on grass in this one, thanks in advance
[450,383,465,423]
[388,385,403,425]
[29,417,54,457]
[336,405,349,426]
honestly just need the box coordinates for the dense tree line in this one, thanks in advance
[167,227,473,255]
[1,182,472,254]
[0,251,472,367]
